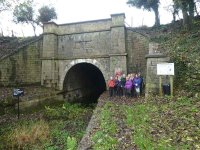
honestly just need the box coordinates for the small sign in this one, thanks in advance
[157,63,174,75]
[13,88,24,97]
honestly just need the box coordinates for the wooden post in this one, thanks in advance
[159,76,163,97]
[17,96,20,119]
[170,76,173,97]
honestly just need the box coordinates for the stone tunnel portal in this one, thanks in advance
[63,63,106,103]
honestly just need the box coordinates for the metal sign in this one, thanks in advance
[13,88,24,119]
[13,89,24,97]
[157,63,174,75]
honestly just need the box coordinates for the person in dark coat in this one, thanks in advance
[114,76,120,96]
[138,72,144,96]
[120,74,126,96]
[133,74,142,97]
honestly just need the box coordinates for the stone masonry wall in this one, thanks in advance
[0,40,42,86]
[41,58,110,90]
[126,28,149,76]
[43,19,111,35]
[0,14,151,91]
[57,31,111,58]
[42,13,127,90]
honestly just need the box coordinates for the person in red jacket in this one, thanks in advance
[108,76,115,97]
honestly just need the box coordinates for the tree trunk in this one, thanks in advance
[31,22,36,36]
[152,4,160,26]
[1,28,3,37]
[182,9,190,29]
[172,12,176,22]
[188,0,195,17]
[181,2,191,30]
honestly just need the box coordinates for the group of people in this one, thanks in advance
[107,72,144,98]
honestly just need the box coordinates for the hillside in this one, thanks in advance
[151,18,200,94]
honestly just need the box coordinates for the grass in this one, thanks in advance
[92,102,118,150]
[0,101,94,150]
[5,120,50,149]
[122,104,155,149]
[91,95,200,149]
[1,94,199,149]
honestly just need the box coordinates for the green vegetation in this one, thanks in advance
[122,104,155,149]
[127,0,160,26]
[161,20,200,93]
[148,18,200,94]
[13,0,57,36]
[126,96,199,149]
[127,0,199,29]
[0,101,94,149]
[91,96,200,149]
[92,102,118,150]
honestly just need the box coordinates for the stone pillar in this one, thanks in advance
[109,13,127,77]
[145,43,169,97]
[41,22,59,88]
[42,22,58,58]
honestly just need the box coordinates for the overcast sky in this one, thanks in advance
[0,0,173,37]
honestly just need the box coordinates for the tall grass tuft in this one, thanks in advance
[5,120,50,149]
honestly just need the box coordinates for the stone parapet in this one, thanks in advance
[43,19,111,35]
[43,13,125,35]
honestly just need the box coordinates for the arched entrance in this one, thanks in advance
[63,63,106,103]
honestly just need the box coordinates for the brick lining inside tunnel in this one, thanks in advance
[63,63,106,103]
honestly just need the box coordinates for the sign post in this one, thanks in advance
[159,76,163,97]
[170,76,173,96]
[157,63,174,97]
[17,96,20,119]
[13,89,24,119]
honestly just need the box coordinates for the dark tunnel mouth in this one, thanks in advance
[63,63,106,103]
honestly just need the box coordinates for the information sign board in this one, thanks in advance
[157,63,174,75]
[13,88,24,97]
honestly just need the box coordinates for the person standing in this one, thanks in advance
[114,76,120,96]
[138,72,144,96]
[133,74,142,97]
[120,74,126,96]
[131,73,136,97]
[108,76,115,97]
[124,76,133,97]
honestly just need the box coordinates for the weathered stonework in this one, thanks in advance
[42,13,127,91]
[0,38,42,86]
[126,28,149,75]
[0,13,161,100]
[145,42,170,97]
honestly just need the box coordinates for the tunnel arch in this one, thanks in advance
[63,62,106,103]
